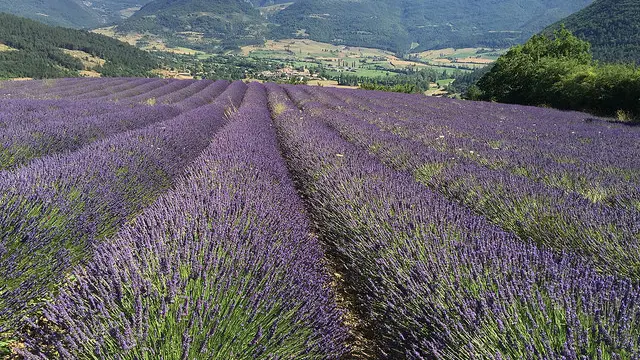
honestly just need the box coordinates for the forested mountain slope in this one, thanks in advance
[118,0,268,50]
[0,0,149,28]
[271,0,595,52]
[545,0,640,64]
[115,0,593,53]
[0,13,159,78]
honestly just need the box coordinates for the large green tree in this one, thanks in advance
[476,28,639,120]
[477,28,591,105]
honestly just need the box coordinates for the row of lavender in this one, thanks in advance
[0,80,230,171]
[0,78,136,100]
[269,84,640,358]
[323,88,639,200]
[0,101,179,170]
[1,78,638,358]
[16,83,349,359]
[340,88,640,213]
[298,85,640,280]
[0,78,216,105]
[0,81,246,350]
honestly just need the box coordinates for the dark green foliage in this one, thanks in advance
[0,13,159,78]
[271,0,594,52]
[477,28,640,121]
[546,0,640,64]
[329,68,454,92]
[131,0,257,16]
[0,50,79,79]
[164,53,281,80]
[359,82,421,94]
[0,0,102,28]
[448,66,493,97]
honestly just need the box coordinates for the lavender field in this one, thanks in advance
[0,78,638,359]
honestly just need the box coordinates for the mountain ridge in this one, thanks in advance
[0,0,605,55]
[269,0,595,52]
[115,0,595,53]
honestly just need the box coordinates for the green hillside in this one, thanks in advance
[271,0,595,52]
[113,0,594,53]
[546,0,640,64]
[270,0,407,51]
[0,13,159,78]
[118,0,268,51]
[0,0,101,28]
[0,0,148,28]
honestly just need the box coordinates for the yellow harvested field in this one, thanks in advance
[152,69,195,79]
[62,49,106,69]
[92,27,144,47]
[92,27,204,55]
[241,39,428,69]
[0,44,16,51]
[307,80,358,89]
[386,56,429,68]
[79,70,102,78]
[159,46,204,55]
[457,57,494,64]
[414,47,480,59]
[119,6,141,18]
[242,39,396,58]
[409,47,502,70]
[259,2,294,16]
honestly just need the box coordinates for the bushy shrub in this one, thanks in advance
[477,27,640,121]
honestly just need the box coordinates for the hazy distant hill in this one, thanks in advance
[113,0,595,53]
[118,0,268,50]
[0,0,149,28]
[0,13,159,78]
[545,0,640,64]
[271,0,407,51]
[271,0,595,52]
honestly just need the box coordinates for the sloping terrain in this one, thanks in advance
[271,0,595,52]
[0,0,149,28]
[118,0,269,50]
[545,0,640,63]
[0,79,638,359]
[0,13,159,78]
[113,0,594,53]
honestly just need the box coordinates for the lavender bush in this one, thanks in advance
[0,81,246,347]
[0,78,637,359]
[298,85,640,279]
[17,83,348,359]
[0,101,181,170]
[268,83,640,359]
